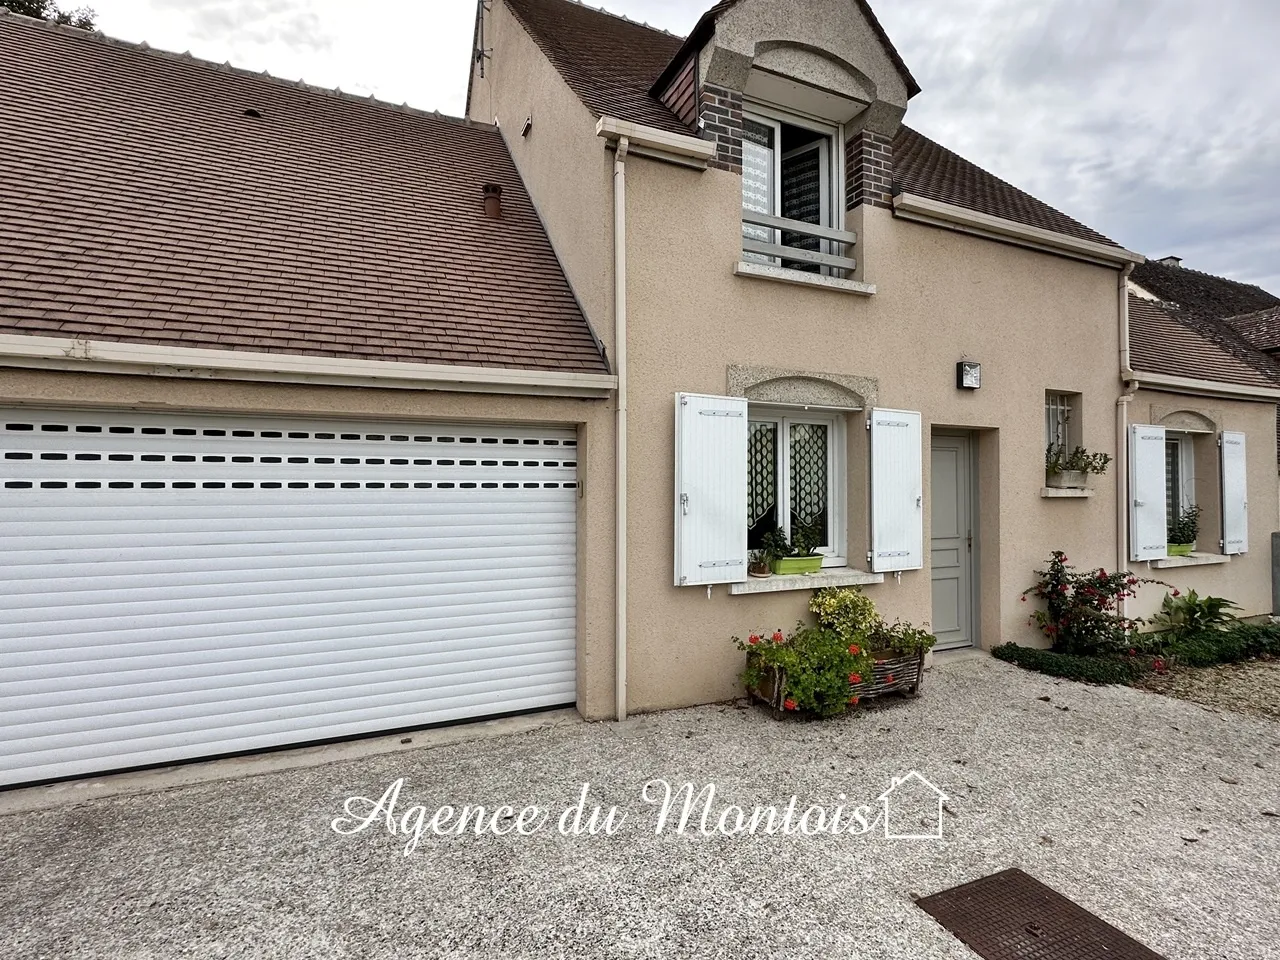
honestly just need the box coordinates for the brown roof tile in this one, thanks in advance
[507,0,1116,248]
[1129,294,1280,391]
[1224,305,1280,354]
[1131,259,1280,322]
[0,12,607,374]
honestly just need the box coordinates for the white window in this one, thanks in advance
[1044,391,1080,454]
[1164,433,1195,527]
[747,409,845,565]
[741,107,842,274]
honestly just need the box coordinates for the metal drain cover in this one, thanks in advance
[916,868,1167,959]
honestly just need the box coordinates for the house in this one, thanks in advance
[0,0,1274,788]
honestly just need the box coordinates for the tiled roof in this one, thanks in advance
[1131,259,1280,322]
[506,0,1117,248]
[0,12,608,374]
[1128,295,1280,391]
[1224,306,1280,354]
[504,0,690,133]
[892,127,1118,247]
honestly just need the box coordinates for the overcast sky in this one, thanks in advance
[88,0,1280,293]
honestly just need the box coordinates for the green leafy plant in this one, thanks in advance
[992,642,1149,685]
[868,618,937,657]
[734,623,868,716]
[1045,444,1112,476]
[1021,551,1162,655]
[747,549,771,575]
[760,522,821,560]
[1167,504,1201,545]
[1149,588,1239,645]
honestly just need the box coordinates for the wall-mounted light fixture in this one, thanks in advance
[956,360,981,390]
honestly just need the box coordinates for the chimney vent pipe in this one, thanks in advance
[482,183,502,219]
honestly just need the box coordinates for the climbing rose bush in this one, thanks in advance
[1021,551,1161,656]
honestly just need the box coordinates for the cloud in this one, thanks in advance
[150,0,333,51]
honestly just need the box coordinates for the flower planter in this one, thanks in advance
[1045,470,1090,490]
[747,649,925,718]
[769,555,824,575]
[1167,542,1195,557]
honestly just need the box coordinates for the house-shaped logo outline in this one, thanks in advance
[877,770,948,840]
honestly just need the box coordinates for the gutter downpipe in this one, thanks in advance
[1117,263,1137,616]
[614,137,630,721]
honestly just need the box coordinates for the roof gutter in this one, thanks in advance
[0,334,617,399]
[892,193,1144,268]
[595,116,714,170]
[1128,368,1280,401]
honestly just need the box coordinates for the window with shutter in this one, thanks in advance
[1220,430,1248,555]
[869,409,923,572]
[674,393,749,586]
[1129,424,1168,561]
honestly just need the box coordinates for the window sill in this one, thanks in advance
[728,567,885,595]
[1150,552,1231,569]
[734,261,876,296]
[1040,487,1093,498]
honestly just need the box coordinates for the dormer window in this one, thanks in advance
[740,107,856,279]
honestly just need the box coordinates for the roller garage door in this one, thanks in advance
[0,408,578,786]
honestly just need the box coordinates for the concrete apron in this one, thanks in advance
[0,709,581,816]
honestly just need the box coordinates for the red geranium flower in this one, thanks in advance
[848,696,860,706]
[748,635,760,646]
[886,674,895,683]
[772,630,784,643]
[849,645,861,655]
[783,698,797,711]
[849,673,862,684]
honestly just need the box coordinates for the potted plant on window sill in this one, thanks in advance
[747,549,772,578]
[761,524,823,575]
[1045,443,1112,489]
[1167,504,1200,556]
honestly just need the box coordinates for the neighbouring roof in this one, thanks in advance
[1224,306,1280,354]
[1131,259,1280,322]
[0,12,608,374]
[1128,295,1280,391]
[504,0,1118,248]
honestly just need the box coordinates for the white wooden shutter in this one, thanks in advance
[674,393,748,585]
[870,409,923,572]
[1129,424,1167,561]
[1220,430,1248,555]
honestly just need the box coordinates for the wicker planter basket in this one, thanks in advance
[748,649,925,717]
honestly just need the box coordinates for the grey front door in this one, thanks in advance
[930,433,975,650]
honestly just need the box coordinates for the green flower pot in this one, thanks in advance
[1167,542,1194,557]
[769,555,824,575]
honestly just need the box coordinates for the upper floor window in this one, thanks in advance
[740,107,854,278]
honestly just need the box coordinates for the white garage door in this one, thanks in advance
[0,408,578,786]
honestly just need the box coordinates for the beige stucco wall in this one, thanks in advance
[0,367,620,718]
[467,0,616,363]
[618,165,1125,711]
[1126,387,1278,620]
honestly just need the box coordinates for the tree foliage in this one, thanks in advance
[9,0,96,29]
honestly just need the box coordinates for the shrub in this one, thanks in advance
[868,618,937,657]
[1148,589,1239,647]
[734,624,870,717]
[992,642,1147,685]
[1166,620,1280,666]
[1021,551,1161,655]
[1045,444,1112,476]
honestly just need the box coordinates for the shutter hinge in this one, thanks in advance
[680,492,689,515]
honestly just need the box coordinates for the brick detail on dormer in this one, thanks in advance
[699,83,743,173]
[846,130,894,209]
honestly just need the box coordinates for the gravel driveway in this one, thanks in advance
[1137,658,1280,721]
[1,655,1278,960]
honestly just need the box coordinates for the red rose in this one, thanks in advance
[783,698,797,711]
[772,631,784,643]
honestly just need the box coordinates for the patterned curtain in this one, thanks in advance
[789,422,828,539]
[748,421,777,527]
